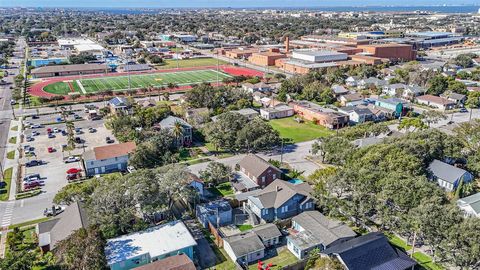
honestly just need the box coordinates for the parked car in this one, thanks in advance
[32,115,39,119]
[10,100,16,105]
[459,108,468,113]
[56,117,63,122]
[61,130,68,136]
[106,137,114,144]
[47,128,52,133]
[47,147,55,153]
[74,114,82,120]
[32,131,40,136]
[23,173,41,182]
[26,136,34,142]
[26,160,44,167]
[31,124,43,129]
[43,205,65,217]
[24,182,41,190]
[88,127,96,133]
[48,133,55,138]
[64,156,80,163]
[53,127,60,133]
[75,137,82,143]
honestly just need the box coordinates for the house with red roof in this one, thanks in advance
[82,141,136,176]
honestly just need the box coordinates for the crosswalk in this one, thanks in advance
[1,202,14,228]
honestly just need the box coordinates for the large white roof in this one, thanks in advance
[105,221,197,265]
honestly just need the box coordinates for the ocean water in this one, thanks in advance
[78,5,480,14]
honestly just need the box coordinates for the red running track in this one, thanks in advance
[28,65,264,99]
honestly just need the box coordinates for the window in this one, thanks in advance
[261,176,265,183]
[272,174,276,179]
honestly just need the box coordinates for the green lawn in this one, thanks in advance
[158,58,227,69]
[248,249,298,270]
[8,136,17,144]
[210,248,237,270]
[269,116,334,143]
[43,68,231,95]
[6,150,15,159]
[386,233,412,251]
[9,217,51,230]
[237,224,253,232]
[208,182,234,197]
[413,252,444,270]
[0,167,13,201]
[10,126,18,131]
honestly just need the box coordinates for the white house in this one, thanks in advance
[382,83,407,96]
[260,104,294,120]
[223,231,265,265]
[457,192,480,218]
[83,142,136,176]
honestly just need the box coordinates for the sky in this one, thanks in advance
[2,0,479,8]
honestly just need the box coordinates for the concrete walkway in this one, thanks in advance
[4,119,22,201]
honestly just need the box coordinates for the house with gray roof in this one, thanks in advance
[196,199,232,228]
[428,159,474,192]
[157,116,193,146]
[331,84,349,96]
[247,179,314,223]
[37,201,89,252]
[223,231,265,265]
[321,232,416,270]
[211,108,259,122]
[403,85,426,99]
[251,223,282,247]
[260,104,294,120]
[441,92,466,105]
[338,106,373,124]
[457,192,480,218]
[287,211,356,259]
[108,97,132,115]
[382,83,407,96]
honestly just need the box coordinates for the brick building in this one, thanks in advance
[357,43,416,61]
[291,101,349,129]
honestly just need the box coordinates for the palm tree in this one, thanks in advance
[172,121,184,146]
[66,121,75,149]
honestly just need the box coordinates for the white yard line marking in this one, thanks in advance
[77,80,87,94]
[20,200,24,208]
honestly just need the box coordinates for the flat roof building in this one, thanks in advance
[105,221,197,270]
[31,63,109,78]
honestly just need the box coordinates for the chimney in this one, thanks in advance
[285,36,290,52]
[276,185,281,192]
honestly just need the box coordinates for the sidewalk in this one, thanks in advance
[3,119,22,201]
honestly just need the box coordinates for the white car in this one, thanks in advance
[53,128,60,133]
[64,156,80,163]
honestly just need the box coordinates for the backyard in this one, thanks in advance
[247,249,298,270]
[269,117,334,143]
[208,182,234,197]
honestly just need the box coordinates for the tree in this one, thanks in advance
[0,249,36,270]
[128,130,179,169]
[235,117,281,152]
[398,118,427,132]
[203,112,248,152]
[171,121,184,145]
[427,75,449,96]
[441,218,480,269]
[421,110,447,127]
[199,161,232,186]
[312,137,355,165]
[454,54,475,68]
[54,226,107,270]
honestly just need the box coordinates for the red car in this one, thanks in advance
[47,147,55,153]
[23,181,40,190]
[47,128,52,133]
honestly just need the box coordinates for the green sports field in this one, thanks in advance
[43,69,231,95]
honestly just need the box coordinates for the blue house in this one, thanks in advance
[247,179,314,223]
[373,97,404,117]
[196,199,233,228]
[428,159,474,192]
[105,221,197,270]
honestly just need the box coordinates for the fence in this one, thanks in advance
[208,221,224,248]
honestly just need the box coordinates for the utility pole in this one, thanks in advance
[280,138,284,165]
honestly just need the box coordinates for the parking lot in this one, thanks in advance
[20,109,114,197]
